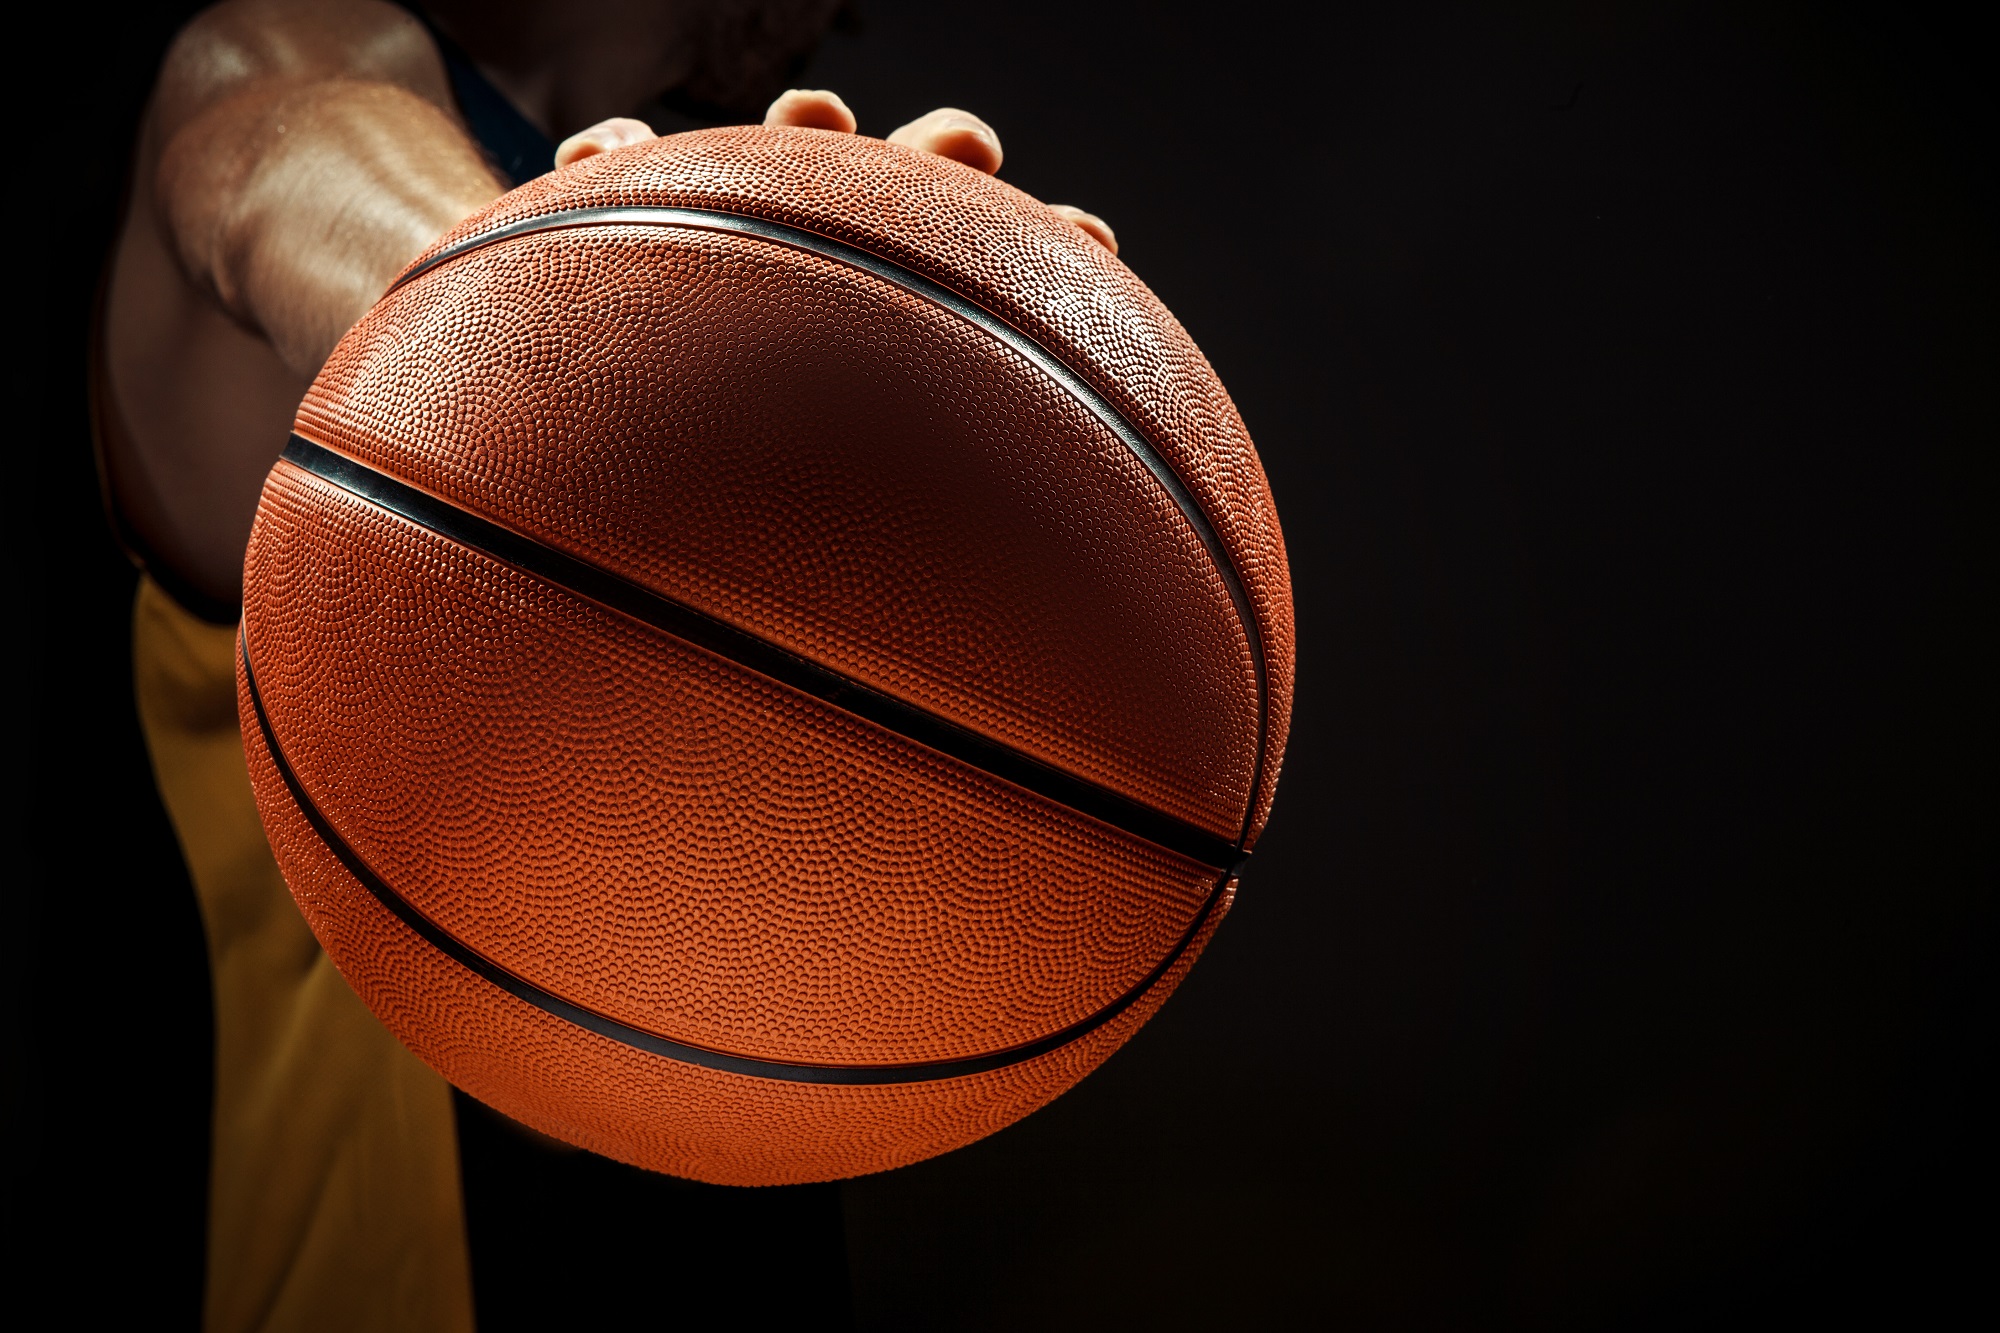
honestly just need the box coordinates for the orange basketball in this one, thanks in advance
[237,127,1294,1186]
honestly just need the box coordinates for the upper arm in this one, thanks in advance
[150,0,454,147]
[147,0,470,301]
[98,0,504,605]
[142,0,503,369]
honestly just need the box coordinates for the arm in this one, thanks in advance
[101,0,505,606]
[159,79,504,377]
[149,0,504,374]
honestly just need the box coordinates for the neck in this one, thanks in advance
[420,0,694,138]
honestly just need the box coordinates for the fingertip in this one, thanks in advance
[1077,217,1119,255]
[886,108,1005,175]
[555,116,658,168]
[553,135,601,169]
[764,89,858,133]
[929,124,1005,175]
[1049,204,1119,255]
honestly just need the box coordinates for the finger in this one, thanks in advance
[1048,204,1119,255]
[555,116,657,168]
[885,108,1003,174]
[764,89,857,133]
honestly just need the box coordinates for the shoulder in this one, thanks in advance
[155,0,448,134]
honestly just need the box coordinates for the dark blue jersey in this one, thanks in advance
[399,3,556,187]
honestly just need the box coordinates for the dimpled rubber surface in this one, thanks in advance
[310,125,1294,839]
[243,675,1233,1184]
[302,223,1256,834]
[245,463,1216,1065]
[248,127,1294,1183]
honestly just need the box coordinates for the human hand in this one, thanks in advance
[554,91,1118,256]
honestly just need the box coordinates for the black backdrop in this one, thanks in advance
[13,2,1990,1327]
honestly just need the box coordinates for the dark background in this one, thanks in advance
[11,1,1990,1327]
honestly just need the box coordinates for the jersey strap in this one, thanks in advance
[399,4,556,187]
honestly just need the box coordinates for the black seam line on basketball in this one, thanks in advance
[283,435,1245,874]
[240,633,1231,1086]
[389,203,1271,847]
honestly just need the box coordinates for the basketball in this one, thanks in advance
[237,125,1294,1187]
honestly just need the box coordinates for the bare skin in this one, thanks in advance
[102,0,1119,608]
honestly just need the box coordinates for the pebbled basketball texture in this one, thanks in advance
[240,126,1294,1186]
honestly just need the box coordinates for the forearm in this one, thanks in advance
[158,77,502,376]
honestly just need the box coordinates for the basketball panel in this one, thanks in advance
[244,462,1220,1066]
[240,682,1233,1186]
[387,127,1297,839]
[302,223,1258,836]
